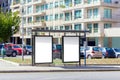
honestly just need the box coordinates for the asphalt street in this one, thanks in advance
[0,71,120,80]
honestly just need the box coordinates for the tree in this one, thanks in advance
[0,11,20,42]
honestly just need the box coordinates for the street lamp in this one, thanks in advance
[12,26,15,44]
[21,0,24,61]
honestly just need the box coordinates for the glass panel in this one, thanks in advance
[87,23,92,33]
[104,0,112,3]
[104,9,112,18]
[74,24,81,30]
[93,8,98,18]
[104,23,112,28]
[74,10,82,19]
[93,23,98,33]
[74,0,81,5]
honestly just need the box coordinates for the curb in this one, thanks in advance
[0,68,120,73]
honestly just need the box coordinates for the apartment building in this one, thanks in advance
[0,0,11,12]
[2,0,120,48]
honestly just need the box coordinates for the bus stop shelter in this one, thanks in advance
[32,29,89,66]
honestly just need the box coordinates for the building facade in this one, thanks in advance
[2,0,120,48]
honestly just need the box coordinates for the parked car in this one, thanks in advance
[112,48,120,58]
[5,46,17,57]
[23,45,32,55]
[4,44,25,55]
[100,47,116,58]
[53,44,62,59]
[84,46,103,59]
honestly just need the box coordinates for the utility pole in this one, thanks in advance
[21,0,24,61]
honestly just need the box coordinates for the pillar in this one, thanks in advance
[108,37,112,48]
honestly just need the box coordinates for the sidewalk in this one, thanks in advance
[0,59,120,73]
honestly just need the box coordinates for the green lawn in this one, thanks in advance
[2,57,120,65]
[3,57,31,64]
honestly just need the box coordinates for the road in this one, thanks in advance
[0,71,120,80]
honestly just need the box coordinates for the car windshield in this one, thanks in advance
[13,45,21,48]
[114,48,120,52]
[26,45,32,49]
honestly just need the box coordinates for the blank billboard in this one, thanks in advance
[63,37,79,62]
[35,36,52,63]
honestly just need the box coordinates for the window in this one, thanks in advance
[27,6,32,14]
[93,8,98,18]
[87,24,92,33]
[74,24,81,30]
[45,15,48,21]
[93,0,98,3]
[55,14,58,20]
[60,13,63,20]
[55,2,59,8]
[88,0,92,4]
[65,0,72,7]
[49,2,53,9]
[104,9,112,18]
[50,26,53,30]
[87,9,92,18]
[60,0,63,5]
[104,0,112,3]
[55,26,58,30]
[36,16,41,22]
[27,0,31,3]
[49,15,53,21]
[23,18,26,24]
[27,28,32,35]
[65,13,70,21]
[74,10,82,19]
[41,5,44,11]
[104,23,111,28]
[65,26,69,30]
[45,4,48,10]
[36,5,40,13]
[93,23,98,33]
[60,26,64,30]
[74,0,81,5]
[28,17,32,23]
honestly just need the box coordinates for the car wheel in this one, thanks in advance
[102,55,105,59]
[12,52,17,57]
[26,51,30,55]
[87,55,92,59]
[117,55,120,58]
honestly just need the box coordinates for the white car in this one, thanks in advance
[112,48,120,58]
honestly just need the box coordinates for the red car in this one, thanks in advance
[5,44,24,55]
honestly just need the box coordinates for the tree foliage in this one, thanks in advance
[0,11,20,42]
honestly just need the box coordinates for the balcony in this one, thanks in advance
[11,2,20,8]
[104,28,120,37]
[101,15,120,22]
[33,11,46,16]
[84,0,120,8]
[33,0,46,5]
[23,21,46,28]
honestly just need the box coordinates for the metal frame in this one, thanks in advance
[62,36,80,64]
[32,35,53,65]
[32,30,89,66]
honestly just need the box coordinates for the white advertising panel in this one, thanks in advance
[35,36,52,63]
[63,37,79,62]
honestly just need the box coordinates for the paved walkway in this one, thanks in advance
[0,58,120,73]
